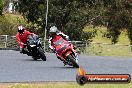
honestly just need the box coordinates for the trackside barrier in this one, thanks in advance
[0,35,132,56]
[0,35,19,50]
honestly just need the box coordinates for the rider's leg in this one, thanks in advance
[20,46,31,56]
[56,53,67,65]
[56,53,63,61]
[75,53,79,63]
[72,46,79,63]
[20,47,24,53]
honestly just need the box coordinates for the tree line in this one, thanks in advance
[0,0,132,44]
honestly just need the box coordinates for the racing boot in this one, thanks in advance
[20,48,32,56]
[57,56,67,66]
[57,56,63,61]
[75,53,79,63]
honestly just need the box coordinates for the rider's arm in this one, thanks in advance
[57,32,69,40]
[48,38,55,53]
[25,30,33,35]
[25,30,37,39]
[16,33,24,48]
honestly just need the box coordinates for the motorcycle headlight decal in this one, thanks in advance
[37,40,41,45]
[30,45,36,47]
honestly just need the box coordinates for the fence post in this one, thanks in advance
[1,35,8,48]
[85,41,88,54]
[5,35,8,48]
[128,45,132,56]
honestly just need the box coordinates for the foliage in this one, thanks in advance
[15,0,132,43]
[0,0,3,15]
[15,0,96,41]
[87,0,132,44]
[3,0,10,12]
[104,0,132,44]
[0,14,26,35]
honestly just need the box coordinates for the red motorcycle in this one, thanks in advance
[53,36,79,68]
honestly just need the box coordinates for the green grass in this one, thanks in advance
[1,82,131,88]
[84,43,132,56]
[84,26,130,44]
[82,26,132,56]
[92,26,112,44]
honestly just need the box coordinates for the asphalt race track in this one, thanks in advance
[0,50,132,82]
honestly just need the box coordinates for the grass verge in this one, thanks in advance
[84,43,132,57]
[82,26,132,57]
[0,82,132,88]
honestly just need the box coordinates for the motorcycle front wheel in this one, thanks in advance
[67,54,79,68]
[38,48,46,61]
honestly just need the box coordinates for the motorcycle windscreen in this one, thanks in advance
[28,35,39,44]
[53,38,69,53]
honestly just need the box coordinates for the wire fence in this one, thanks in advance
[0,35,19,50]
[0,35,132,57]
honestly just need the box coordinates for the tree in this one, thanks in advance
[0,0,3,15]
[3,0,10,13]
[79,0,132,44]
[103,0,132,44]
[0,14,26,35]
[15,0,96,40]
[16,0,132,44]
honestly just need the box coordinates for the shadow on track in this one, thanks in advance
[50,66,78,69]
[20,59,43,62]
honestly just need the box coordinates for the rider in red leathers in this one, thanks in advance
[48,26,69,51]
[16,25,34,55]
[48,26,69,61]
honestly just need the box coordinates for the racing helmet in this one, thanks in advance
[18,25,25,34]
[49,26,58,35]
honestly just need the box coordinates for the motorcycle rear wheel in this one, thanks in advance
[67,55,79,68]
[38,48,46,61]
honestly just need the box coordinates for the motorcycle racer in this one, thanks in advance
[48,26,69,51]
[48,26,69,61]
[16,25,34,55]
[48,26,78,64]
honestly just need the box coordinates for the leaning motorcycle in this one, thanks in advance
[26,34,46,61]
[53,37,79,68]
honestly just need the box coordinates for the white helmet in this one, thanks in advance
[49,26,58,33]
